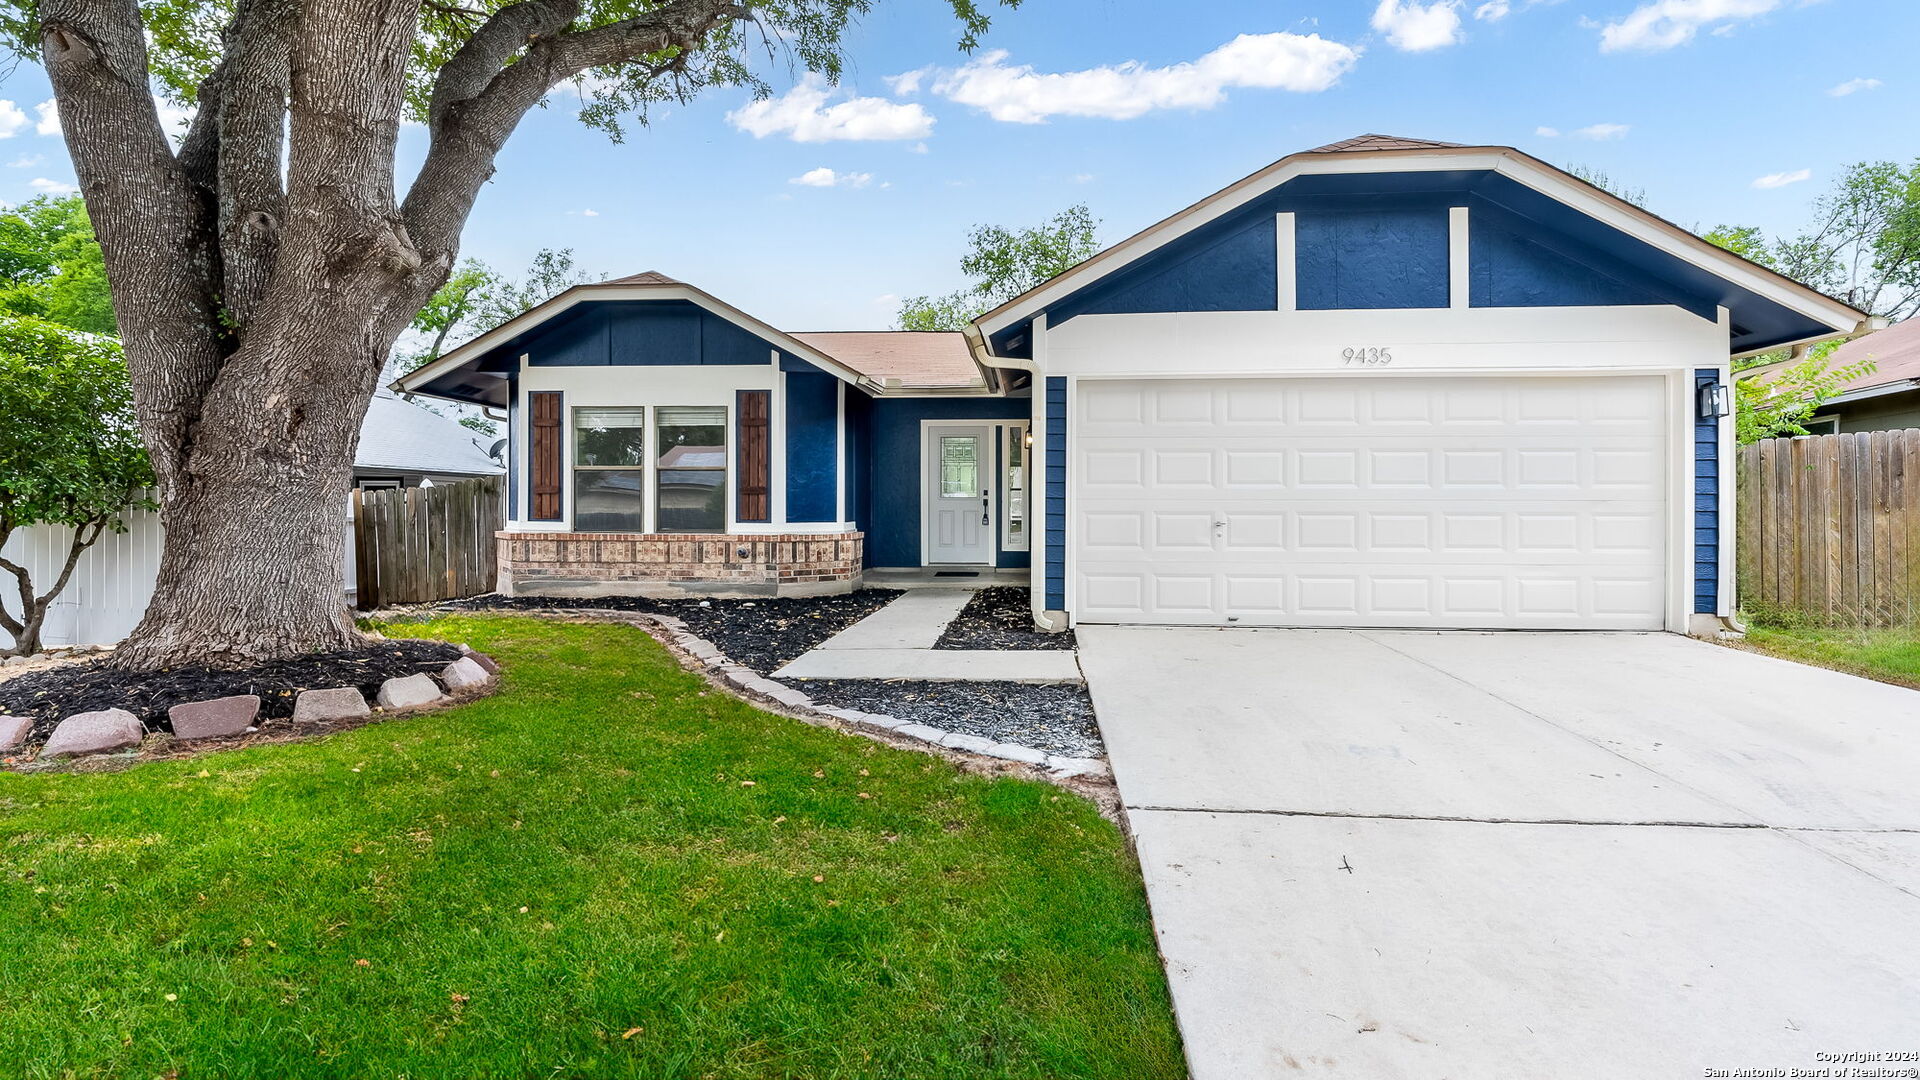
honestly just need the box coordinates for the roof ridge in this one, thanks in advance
[1308,133,1467,153]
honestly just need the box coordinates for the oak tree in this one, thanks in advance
[1,0,1005,667]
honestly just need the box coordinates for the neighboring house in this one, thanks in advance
[1,394,503,649]
[1739,316,1919,435]
[398,134,1867,636]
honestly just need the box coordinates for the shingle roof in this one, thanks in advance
[1742,317,1920,394]
[356,390,502,476]
[789,331,985,388]
[1308,133,1466,153]
[603,270,682,286]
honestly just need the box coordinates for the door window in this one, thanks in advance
[939,436,979,498]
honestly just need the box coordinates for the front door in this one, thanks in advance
[924,424,995,565]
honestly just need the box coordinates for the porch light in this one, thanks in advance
[1023,428,1033,449]
[1698,382,1730,420]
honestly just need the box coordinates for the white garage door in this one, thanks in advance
[1073,375,1669,629]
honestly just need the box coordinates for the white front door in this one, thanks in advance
[1072,375,1670,629]
[924,424,995,565]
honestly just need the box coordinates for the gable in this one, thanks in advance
[516,300,778,367]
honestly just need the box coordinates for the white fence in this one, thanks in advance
[1,501,358,651]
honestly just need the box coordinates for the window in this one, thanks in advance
[1801,416,1840,436]
[657,406,727,533]
[573,407,646,531]
[1002,424,1029,551]
[939,436,980,498]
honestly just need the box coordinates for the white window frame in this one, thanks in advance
[653,403,731,535]
[1001,421,1031,552]
[570,405,650,533]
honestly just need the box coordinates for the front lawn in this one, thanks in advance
[1739,622,1920,690]
[0,615,1183,1079]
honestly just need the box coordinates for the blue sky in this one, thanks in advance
[0,0,1913,330]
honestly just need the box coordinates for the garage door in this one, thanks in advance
[1072,375,1669,629]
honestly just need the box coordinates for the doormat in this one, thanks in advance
[934,571,980,578]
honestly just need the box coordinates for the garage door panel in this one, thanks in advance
[1073,375,1669,630]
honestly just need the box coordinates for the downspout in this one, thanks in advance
[961,321,1064,633]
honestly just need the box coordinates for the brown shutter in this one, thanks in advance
[529,391,563,521]
[736,389,771,523]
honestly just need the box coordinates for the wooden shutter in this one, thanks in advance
[529,391,562,521]
[736,389,771,522]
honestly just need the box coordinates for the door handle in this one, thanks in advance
[981,490,990,527]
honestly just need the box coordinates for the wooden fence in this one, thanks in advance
[1737,430,1920,627]
[352,475,502,609]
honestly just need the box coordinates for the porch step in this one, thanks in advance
[774,648,1082,684]
[813,590,973,651]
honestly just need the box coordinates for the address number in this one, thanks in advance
[1342,346,1393,366]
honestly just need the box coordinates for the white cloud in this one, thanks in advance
[0,101,26,139]
[1573,121,1630,140]
[1535,125,1560,137]
[928,33,1359,124]
[7,153,42,168]
[1475,0,1512,18]
[34,99,58,136]
[884,69,928,96]
[729,76,934,143]
[1827,77,1881,97]
[1597,0,1779,53]
[1072,172,1095,184]
[1372,0,1465,50]
[789,166,872,188]
[1751,168,1811,189]
[28,177,77,194]
[908,141,929,154]
[566,208,600,217]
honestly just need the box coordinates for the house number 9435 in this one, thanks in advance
[1342,346,1393,366]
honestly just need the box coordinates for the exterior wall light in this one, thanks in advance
[1698,382,1730,420]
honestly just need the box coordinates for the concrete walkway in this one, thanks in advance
[1080,626,1920,1079]
[773,589,1082,683]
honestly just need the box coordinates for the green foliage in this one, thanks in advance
[391,248,599,377]
[0,0,1013,142]
[898,204,1101,331]
[1732,340,1876,443]
[1702,159,1920,321]
[0,615,1185,1077]
[0,195,116,336]
[0,316,151,535]
[1565,163,1649,209]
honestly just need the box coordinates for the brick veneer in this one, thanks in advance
[497,531,863,598]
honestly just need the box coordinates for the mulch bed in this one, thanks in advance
[792,679,1102,759]
[454,590,901,673]
[934,587,1076,651]
[0,639,463,742]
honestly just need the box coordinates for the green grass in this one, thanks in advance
[1740,621,1920,690]
[0,615,1184,1079]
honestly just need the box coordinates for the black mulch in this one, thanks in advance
[0,640,464,742]
[934,587,1077,651]
[790,679,1101,759]
[452,589,902,674]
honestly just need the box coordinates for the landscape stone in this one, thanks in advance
[985,742,1050,766]
[3,655,29,666]
[459,649,500,675]
[941,732,999,755]
[377,673,446,709]
[1046,756,1111,778]
[42,708,145,758]
[167,694,260,740]
[894,723,946,745]
[292,686,370,722]
[769,687,812,709]
[0,715,31,750]
[440,657,493,690]
[859,714,907,730]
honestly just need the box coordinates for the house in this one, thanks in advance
[1739,316,1918,435]
[397,134,1868,636]
[1,394,503,649]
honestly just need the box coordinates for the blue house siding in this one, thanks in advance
[1053,213,1277,324]
[520,301,776,367]
[861,396,1033,568]
[785,372,839,523]
[1694,369,1721,615]
[1296,205,1451,310]
[1044,378,1066,611]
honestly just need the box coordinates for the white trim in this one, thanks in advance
[918,420,999,567]
[1275,212,1297,312]
[1448,205,1470,310]
[1714,310,1735,619]
[1000,421,1032,553]
[835,380,847,524]
[975,146,1864,344]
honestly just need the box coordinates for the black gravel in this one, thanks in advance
[791,679,1101,758]
[935,586,1077,651]
[454,589,901,673]
[0,639,464,741]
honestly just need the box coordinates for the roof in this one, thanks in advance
[1741,317,1920,401]
[356,390,502,477]
[973,134,1869,358]
[789,331,984,389]
[1308,133,1466,153]
[603,270,682,286]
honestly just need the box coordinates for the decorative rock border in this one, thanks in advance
[9,645,501,766]
[645,613,1110,780]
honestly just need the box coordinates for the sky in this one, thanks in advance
[0,0,1913,331]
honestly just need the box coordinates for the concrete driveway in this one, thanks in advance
[1078,627,1920,1079]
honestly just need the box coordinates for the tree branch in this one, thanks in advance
[427,0,581,129]
[212,0,297,331]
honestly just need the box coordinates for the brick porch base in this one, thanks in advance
[496,531,863,598]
